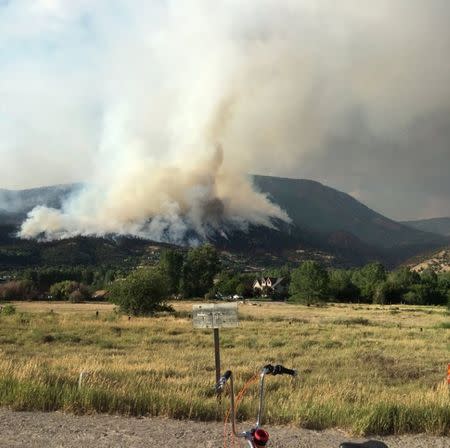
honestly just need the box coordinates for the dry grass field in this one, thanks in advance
[0,300,448,436]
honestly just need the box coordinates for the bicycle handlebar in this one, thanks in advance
[264,364,297,377]
[216,363,296,441]
[215,370,232,393]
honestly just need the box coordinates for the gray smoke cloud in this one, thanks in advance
[1,0,449,240]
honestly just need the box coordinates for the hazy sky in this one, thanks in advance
[1,0,450,224]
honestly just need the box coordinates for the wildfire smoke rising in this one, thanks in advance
[2,1,450,238]
[20,144,289,243]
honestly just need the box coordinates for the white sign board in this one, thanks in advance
[192,303,239,329]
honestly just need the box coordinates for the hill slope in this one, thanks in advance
[252,175,444,249]
[0,176,447,269]
[407,248,450,273]
[401,217,450,237]
[0,184,81,215]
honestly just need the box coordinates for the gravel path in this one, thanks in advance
[0,410,448,448]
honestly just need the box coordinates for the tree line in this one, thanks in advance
[1,244,449,315]
[290,261,450,306]
[0,266,118,301]
[107,251,450,314]
[0,245,221,308]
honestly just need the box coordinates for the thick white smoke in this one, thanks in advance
[2,0,450,233]
[19,144,289,243]
[14,0,295,242]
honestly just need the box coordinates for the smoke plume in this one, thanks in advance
[1,0,450,236]
[19,144,289,242]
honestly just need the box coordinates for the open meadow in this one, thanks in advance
[0,301,448,436]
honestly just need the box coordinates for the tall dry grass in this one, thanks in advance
[0,301,448,435]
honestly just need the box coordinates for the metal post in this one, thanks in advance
[213,328,221,395]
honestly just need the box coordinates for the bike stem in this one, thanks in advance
[256,367,269,428]
[227,372,240,438]
[218,364,295,447]
[227,367,270,437]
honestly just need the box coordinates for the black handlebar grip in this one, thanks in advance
[215,370,232,392]
[273,364,297,376]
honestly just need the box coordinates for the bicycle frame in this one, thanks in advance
[217,364,296,447]
[227,368,268,447]
[216,365,388,448]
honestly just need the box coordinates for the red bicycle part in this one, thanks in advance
[253,428,269,447]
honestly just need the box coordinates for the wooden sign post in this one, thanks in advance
[193,303,239,394]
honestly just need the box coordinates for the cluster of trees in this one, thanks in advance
[21,266,117,291]
[290,261,450,306]
[0,266,118,301]
[2,242,450,314]
[0,279,36,301]
[0,245,221,309]
[209,271,255,299]
[165,244,221,298]
[109,253,450,314]
[110,244,221,314]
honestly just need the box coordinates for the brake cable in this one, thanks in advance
[223,373,259,448]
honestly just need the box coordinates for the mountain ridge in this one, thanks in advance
[0,176,448,269]
[401,217,450,237]
[252,175,443,248]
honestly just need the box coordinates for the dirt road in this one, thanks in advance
[0,410,448,447]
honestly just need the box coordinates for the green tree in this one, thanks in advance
[263,264,292,283]
[388,267,420,290]
[384,267,420,303]
[372,280,404,304]
[420,269,438,287]
[49,281,90,301]
[214,271,241,296]
[402,284,435,305]
[329,269,359,302]
[181,244,221,298]
[159,249,184,295]
[109,268,170,315]
[81,268,95,285]
[104,269,116,284]
[438,272,450,305]
[415,269,446,305]
[236,275,255,298]
[289,261,329,303]
[352,262,387,302]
